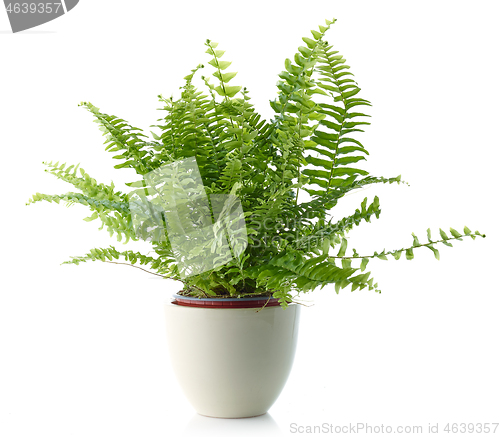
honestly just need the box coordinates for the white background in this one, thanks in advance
[1,1,499,436]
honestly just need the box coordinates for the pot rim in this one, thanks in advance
[171,293,282,308]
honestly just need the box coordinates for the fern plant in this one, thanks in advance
[27,18,485,308]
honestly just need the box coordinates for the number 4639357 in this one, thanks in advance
[444,423,500,434]
[5,3,63,14]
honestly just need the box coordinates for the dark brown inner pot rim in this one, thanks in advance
[172,293,281,308]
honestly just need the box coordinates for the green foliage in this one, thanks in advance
[28,19,485,308]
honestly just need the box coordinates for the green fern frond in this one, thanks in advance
[328,227,486,272]
[28,18,485,303]
[295,196,381,252]
[80,102,156,175]
[42,161,126,201]
[63,245,178,277]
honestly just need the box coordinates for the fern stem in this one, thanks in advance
[104,260,209,297]
[104,260,166,278]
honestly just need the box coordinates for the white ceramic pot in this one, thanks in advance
[164,300,300,418]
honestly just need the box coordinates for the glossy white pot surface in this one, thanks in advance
[165,302,300,418]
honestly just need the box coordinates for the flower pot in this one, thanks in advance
[164,295,301,418]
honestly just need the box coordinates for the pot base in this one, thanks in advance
[198,412,267,419]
